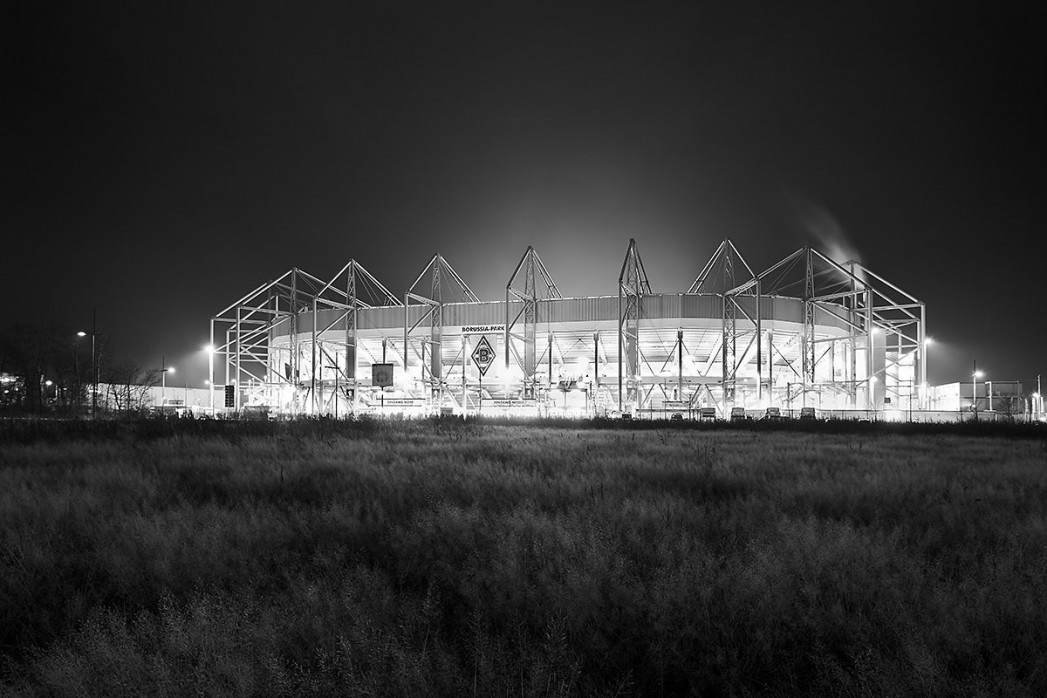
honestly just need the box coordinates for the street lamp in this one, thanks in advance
[972,360,984,421]
[1037,374,1042,420]
[205,344,215,414]
[76,313,99,418]
[161,355,175,407]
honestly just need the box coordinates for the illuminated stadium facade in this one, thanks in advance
[210,239,927,418]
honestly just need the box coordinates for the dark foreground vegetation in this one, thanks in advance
[2,418,1047,696]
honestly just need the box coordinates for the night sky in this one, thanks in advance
[8,2,1045,388]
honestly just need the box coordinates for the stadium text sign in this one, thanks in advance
[461,324,505,334]
[486,399,538,409]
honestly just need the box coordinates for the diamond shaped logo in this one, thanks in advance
[371,363,394,387]
[471,335,495,377]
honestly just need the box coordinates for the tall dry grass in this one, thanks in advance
[1,419,1046,696]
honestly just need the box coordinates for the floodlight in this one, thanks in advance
[77,331,86,337]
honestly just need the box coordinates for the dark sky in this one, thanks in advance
[7,1,1045,387]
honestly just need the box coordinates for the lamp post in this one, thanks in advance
[972,360,984,421]
[77,309,99,418]
[161,356,175,408]
[73,335,82,411]
[206,344,215,415]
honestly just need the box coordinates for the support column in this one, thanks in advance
[594,332,600,403]
[234,307,242,412]
[677,329,683,401]
[866,289,874,411]
[767,329,774,405]
[919,303,927,408]
[208,319,215,414]
[548,332,554,404]
[462,335,469,415]
[755,281,763,404]
[311,299,318,415]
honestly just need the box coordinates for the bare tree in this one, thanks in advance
[105,359,152,412]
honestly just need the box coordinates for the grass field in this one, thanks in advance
[2,418,1047,696]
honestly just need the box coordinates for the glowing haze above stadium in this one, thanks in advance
[8,3,1044,388]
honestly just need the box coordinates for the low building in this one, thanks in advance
[927,381,1032,418]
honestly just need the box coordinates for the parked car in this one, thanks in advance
[799,406,818,421]
[241,405,272,420]
[699,407,717,421]
[730,406,747,421]
[670,412,684,421]
[763,406,783,421]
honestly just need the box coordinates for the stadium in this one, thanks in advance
[209,239,927,419]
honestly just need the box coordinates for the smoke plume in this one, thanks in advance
[789,196,867,281]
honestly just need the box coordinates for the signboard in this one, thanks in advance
[487,399,538,409]
[462,324,505,334]
[379,398,425,407]
[471,336,495,377]
[371,363,394,387]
